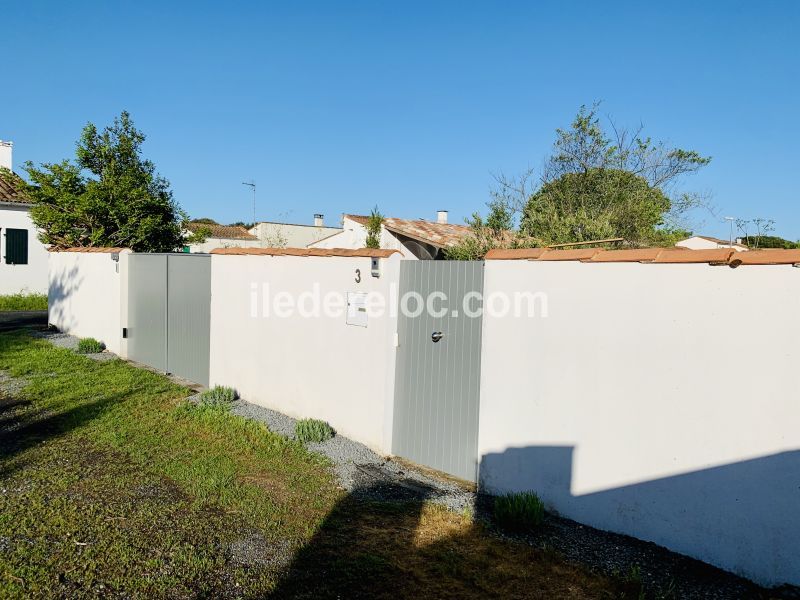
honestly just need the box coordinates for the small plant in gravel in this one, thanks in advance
[76,337,104,354]
[295,418,335,443]
[493,491,545,532]
[198,386,237,410]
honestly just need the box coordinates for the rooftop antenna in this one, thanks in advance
[724,216,735,247]
[242,181,256,226]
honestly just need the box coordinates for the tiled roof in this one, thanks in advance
[343,214,472,248]
[0,170,29,205]
[383,218,471,248]
[485,247,800,266]
[187,222,258,240]
[211,247,401,258]
[344,214,371,226]
[50,247,130,253]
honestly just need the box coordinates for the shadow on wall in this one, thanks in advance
[479,445,800,587]
[47,264,83,334]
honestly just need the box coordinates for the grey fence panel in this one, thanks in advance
[392,261,484,482]
[166,254,211,386]
[127,254,168,372]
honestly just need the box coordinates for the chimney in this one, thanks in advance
[0,140,12,171]
[437,210,448,224]
[314,213,324,227]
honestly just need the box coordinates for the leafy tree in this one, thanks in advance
[20,111,190,251]
[519,104,709,246]
[447,103,709,258]
[193,217,219,225]
[520,168,689,246]
[365,206,384,249]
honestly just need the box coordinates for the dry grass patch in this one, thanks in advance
[274,497,638,599]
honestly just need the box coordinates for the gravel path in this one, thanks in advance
[230,400,475,511]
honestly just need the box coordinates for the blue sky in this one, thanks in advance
[3,1,798,239]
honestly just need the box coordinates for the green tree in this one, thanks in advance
[519,104,709,246]
[365,206,384,249]
[20,111,190,251]
[520,169,689,246]
[447,104,709,258]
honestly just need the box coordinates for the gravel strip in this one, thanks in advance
[230,399,474,512]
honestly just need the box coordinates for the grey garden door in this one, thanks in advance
[127,253,211,386]
[392,261,484,482]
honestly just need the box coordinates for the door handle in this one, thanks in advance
[431,331,444,343]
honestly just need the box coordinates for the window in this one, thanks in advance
[5,228,28,265]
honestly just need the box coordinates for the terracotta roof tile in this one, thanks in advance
[587,248,679,263]
[187,222,258,240]
[484,248,548,260]
[50,247,129,253]
[651,248,734,264]
[728,249,800,266]
[0,170,29,205]
[485,246,800,267]
[211,247,401,258]
[538,249,601,261]
[344,214,370,226]
[382,218,472,248]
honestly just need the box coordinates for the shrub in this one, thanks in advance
[295,418,335,443]
[493,491,545,531]
[76,338,104,354]
[198,386,237,410]
[0,293,48,311]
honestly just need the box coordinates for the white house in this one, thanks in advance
[676,235,748,252]
[249,214,342,248]
[309,211,472,259]
[185,222,261,253]
[0,141,49,295]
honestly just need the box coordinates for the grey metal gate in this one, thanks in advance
[392,261,484,482]
[127,253,211,386]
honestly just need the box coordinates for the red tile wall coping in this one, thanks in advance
[485,247,800,266]
[50,247,130,253]
[211,247,402,258]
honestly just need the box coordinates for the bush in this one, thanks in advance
[0,293,48,311]
[295,418,335,443]
[76,338,104,354]
[198,386,237,410]
[493,491,545,532]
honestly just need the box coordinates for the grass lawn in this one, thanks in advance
[0,332,636,598]
[0,294,48,312]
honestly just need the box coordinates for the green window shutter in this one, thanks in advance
[5,229,29,265]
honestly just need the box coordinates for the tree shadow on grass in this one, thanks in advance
[267,480,634,600]
[0,391,123,479]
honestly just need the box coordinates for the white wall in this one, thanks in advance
[477,260,800,586]
[0,142,12,170]
[677,236,748,251]
[0,205,49,294]
[209,253,401,453]
[48,250,129,355]
[251,222,343,248]
[188,236,261,254]
[309,217,414,258]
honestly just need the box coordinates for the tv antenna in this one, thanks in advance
[242,181,256,226]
